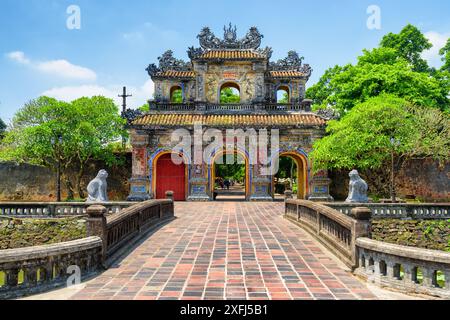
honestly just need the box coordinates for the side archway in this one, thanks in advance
[151,151,188,201]
[271,151,309,199]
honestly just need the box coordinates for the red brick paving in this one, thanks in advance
[71,202,376,300]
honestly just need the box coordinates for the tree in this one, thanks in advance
[0,96,126,200]
[380,24,432,73]
[139,103,149,112]
[170,89,183,103]
[440,38,450,73]
[220,87,240,103]
[307,47,449,113]
[311,95,450,176]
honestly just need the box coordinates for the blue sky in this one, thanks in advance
[1,0,449,122]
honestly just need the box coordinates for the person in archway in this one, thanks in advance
[224,179,231,190]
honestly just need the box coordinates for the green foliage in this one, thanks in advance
[380,24,432,72]
[139,103,149,112]
[278,92,289,103]
[311,95,450,173]
[307,25,449,114]
[215,154,245,182]
[307,47,449,114]
[220,87,240,103]
[440,38,450,73]
[0,96,126,199]
[171,89,183,103]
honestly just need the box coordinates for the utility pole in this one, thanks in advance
[118,86,132,149]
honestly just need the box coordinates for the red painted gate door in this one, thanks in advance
[156,153,186,201]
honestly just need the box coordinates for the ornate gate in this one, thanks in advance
[155,153,186,201]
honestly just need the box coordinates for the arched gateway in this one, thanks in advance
[127,25,333,202]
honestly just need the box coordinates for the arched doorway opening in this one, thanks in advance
[153,152,187,201]
[211,151,248,201]
[170,86,183,103]
[276,86,290,103]
[272,152,307,200]
[220,82,240,103]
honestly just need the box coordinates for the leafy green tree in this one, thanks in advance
[0,96,126,200]
[380,24,432,73]
[139,103,149,112]
[220,87,240,103]
[311,95,450,176]
[440,38,450,73]
[307,47,449,113]
[171,89,183,103]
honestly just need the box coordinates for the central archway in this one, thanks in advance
[211,150,249,201]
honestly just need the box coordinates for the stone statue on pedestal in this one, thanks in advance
[346,170,368,203]
[86,170,109,203]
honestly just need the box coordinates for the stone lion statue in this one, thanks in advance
[346,170,368,203]
[86,170,109,203]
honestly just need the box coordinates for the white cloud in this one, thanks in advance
[6,51,97,81]
[42,85,117,102]
[422,31,450,68]
[36,60,97,81]
[41,80,155,109]
[6,51,30,64]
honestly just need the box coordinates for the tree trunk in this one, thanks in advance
[76,165,85,199]
[63,175,75,201]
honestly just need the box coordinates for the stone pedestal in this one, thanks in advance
[127,177,151,201]
[308,173,333,202]
[127,130,150,201]
[249,177,273,201]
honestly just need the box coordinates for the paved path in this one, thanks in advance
[70,202,378,300]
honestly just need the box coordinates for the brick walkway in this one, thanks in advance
[71,202,376,300]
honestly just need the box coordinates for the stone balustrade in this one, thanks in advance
[87,192,175,266]
[0,237,103,299]
[148,101,312,113]
[285,199,371,268]
[0,202,134,218]
[355,238,450,299]
[325,203,450,220]
[0,193,175,299]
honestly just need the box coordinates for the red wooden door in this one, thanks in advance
[156,153,186,201]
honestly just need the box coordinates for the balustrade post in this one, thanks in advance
[86,205,107,264]
[6,269,19,287]
[445,271,450,290]
[402,263,416,289]
[386,261,396,279]
[25,267,38,286]
[284,190,293,201]
[165,191,175,217]
[351,207,372,268]
[422,268,434,288]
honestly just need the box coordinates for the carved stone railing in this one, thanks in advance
[149,102,196,111]
[285,199,371,268]
[355,238,450,299]
[325,203,450,220]
[148,101,312,113]
[0,202,134,218]
[0,237,102,299]
[86,192,175,265]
